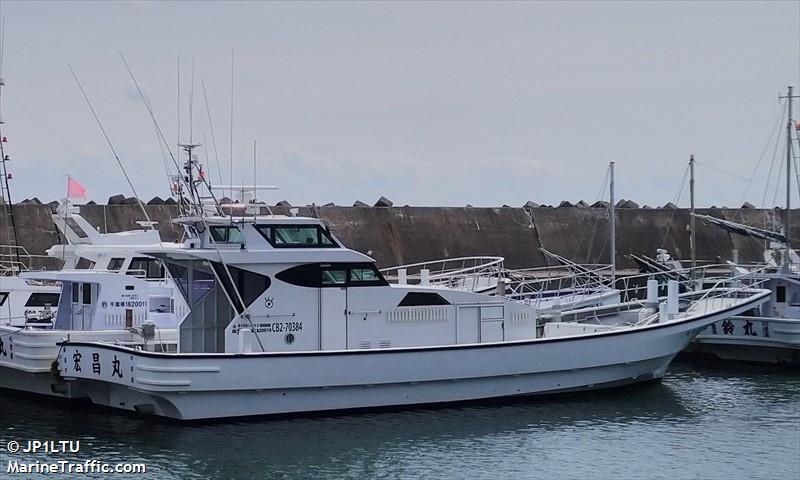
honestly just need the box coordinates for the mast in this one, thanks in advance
[779,86,797,267]
[0,19,22,272]
[690,154,696,270]
[609,161,615,280]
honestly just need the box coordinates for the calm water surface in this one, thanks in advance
[0,360,797,479]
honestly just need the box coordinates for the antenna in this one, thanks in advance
[253,139,257,205]
[189,56,195,143]
[176,53,180,147]
[201,78,223,186]
[229,49,234,200]
[67,63,153,228]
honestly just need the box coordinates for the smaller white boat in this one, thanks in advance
[0,204,187,398]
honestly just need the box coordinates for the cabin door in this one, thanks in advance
[71,282,82,329]
[320,287,347,350]
[81,283,95,330]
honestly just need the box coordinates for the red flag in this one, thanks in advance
[67,176,87,199]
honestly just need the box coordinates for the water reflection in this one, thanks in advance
[0,361,797,479]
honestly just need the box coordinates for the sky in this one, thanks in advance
[0,1,798,208]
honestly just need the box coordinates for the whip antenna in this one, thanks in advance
[67,62,153,228]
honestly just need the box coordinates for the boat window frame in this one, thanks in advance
[776,285,786,303]
[276,263,389,288]
[254,224,339,249]
[126,257,166,279]
[107,257,125,272]
[75,257,96,270]
[25,292,60,308]
[210,225,245,245]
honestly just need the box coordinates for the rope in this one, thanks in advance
[659,164,689,251]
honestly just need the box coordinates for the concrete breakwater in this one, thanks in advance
[5,203,796,271]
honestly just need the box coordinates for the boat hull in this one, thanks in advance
[57,295,764,420]
[685,315,800,365]
[0,325,176,398]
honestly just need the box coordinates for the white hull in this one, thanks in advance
[686,315,800,365]
[0,325,176,397]
[59,296,760,420]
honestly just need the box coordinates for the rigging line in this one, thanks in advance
[740,102,787,204]
[176,53,180,146]
[769,130,785,209]
[694,160,783,198]
[5,93,102,170]
[659,163,689,251]
[201,78,224,187]
[0,15,20,268]
[119,54,182,182]
[761,114,785,210]
[67,62,153,229]
[582,167,608,263]
[155,125,173,194]
[0,15,4,78]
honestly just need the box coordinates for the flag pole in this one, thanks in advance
[61,176,69,263]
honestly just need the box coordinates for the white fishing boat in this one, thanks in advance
[629,89,800,366]
[0,202,188,397]
[684,214,800,365]
[53,146,770,421]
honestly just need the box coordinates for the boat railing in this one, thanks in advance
[556,266,770,329]
[614,263,739,303]
[0,244,39,275]
[564,264,772,327]
[680,265,772,315]
[380,256,506,292]
[380,257,616,302]
[502,263,615,305]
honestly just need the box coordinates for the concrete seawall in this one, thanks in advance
[5,204,795,270]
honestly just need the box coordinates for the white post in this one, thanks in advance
[420,268,430,286]
[398,268,407,285]
[646,279,659,309]
[666,280,679,317]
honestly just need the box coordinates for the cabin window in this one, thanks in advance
[127,257,165,279]
[82,283,92,305]
[167,263,216,306]
[350,268,381,283]
[210,226,244,244]
[75,257,95,270]
[397,292,450,307]
[25,292,60,307]
[0,292,7,306]
[64,217,88,239]
[276,263,388,288]
[107,258,125,271]
[254,224,338,248]
[322,269,347,285]
[72,285,79,303]
[210,263,271,313]
[776,286,786,303]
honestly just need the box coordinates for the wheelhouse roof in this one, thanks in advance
[175,215,328,226]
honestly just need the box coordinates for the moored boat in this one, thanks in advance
[54,146,771,420]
